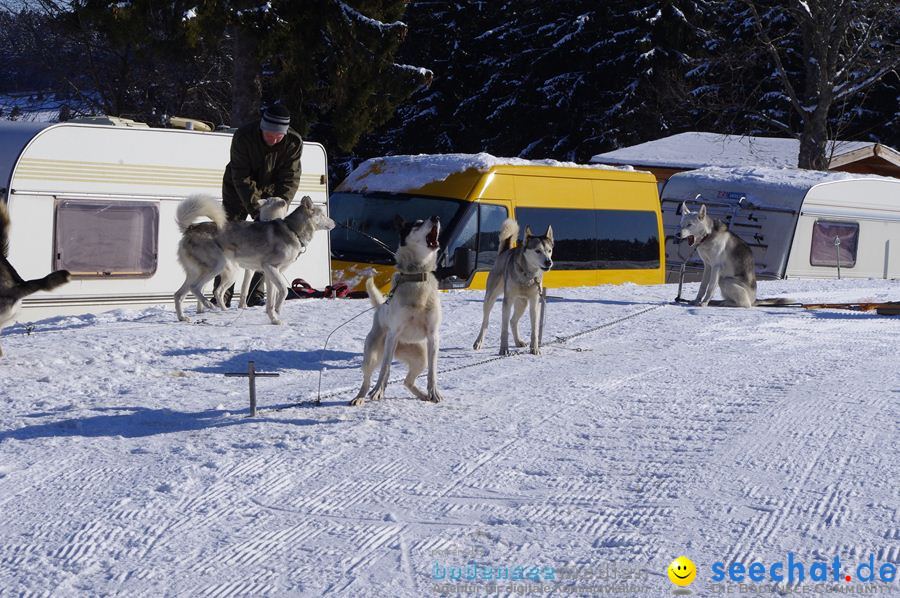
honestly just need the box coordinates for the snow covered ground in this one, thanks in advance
[0,279,898,597]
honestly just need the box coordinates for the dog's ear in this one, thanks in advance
[524,225,533,240]
[698,204,707,219]
[545,224,553,244]
[393,214,406,230]
[300,195,314,210]
[681,202,690,215]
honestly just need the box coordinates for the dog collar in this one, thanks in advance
[395,272,430,284]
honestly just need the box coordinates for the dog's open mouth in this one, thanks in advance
[426,226,439,249]
[686,235,696,246]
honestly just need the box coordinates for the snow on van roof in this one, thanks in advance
[339,152,634,193]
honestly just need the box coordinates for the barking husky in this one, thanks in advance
[0,202,70,356]
[350,216,443,406]
[679,203,792,307]
[174,194,334,324]
[473,219,553,356]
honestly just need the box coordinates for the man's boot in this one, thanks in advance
[246,271,266,307]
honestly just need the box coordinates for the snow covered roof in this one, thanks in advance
[590,132,894,171]
[661,166,892,211]
[338,152,634,194]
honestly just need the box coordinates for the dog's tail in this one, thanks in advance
[498,218,519,254]
[176,194,227,233]
[7,270,71,301]
[365,276,384,307]
[755,297,797,306]
[0,201,10,257]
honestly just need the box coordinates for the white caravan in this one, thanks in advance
[0,121,331,320]
[661,166,900,282]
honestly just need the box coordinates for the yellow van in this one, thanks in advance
[329,154,665,291]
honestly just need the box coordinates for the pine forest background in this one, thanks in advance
[1,0,898,180]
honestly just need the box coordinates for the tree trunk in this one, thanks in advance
[797,120,830,171]
[230,24,261,128]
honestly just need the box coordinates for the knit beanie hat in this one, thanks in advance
[260,104,291,134]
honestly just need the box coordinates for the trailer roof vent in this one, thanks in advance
[168,116,214,132]
[69,115,150,128]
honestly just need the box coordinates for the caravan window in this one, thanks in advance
[515,207,660,270]
[54,199,159,277]
[810,220,858,268]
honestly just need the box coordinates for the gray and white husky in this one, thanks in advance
[236,196,289,308]
[350,216,443,406]
[174,194,334,324]
[473,219,553,356]
[678,203,792,307]
[0,202,70,356]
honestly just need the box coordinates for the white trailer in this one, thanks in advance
[0,121,331,320]
[660,166,900,282]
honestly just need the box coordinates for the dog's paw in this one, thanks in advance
[515,339,527,348]
[498,347,511,357]
[349,396,365,407]
[269,316,283,325]
[425,388,443,403]
[368,387,385,402]
[178,315,190,323]
[530,345,541,356]
[472,339,483,351]
[698,301,709,308]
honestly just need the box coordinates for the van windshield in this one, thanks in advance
[329,191,467,263]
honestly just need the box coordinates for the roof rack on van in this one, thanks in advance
[168,116,214,132]
[68,115,150,128]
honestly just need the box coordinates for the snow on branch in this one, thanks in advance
[336,1,406,35]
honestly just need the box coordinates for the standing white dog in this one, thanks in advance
[473,219,553,355]
[350,216,443,406]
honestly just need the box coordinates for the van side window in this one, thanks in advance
[810,220,858,267]
[515,207,660,270]
[55,199,158,277]
[476,204,509,269]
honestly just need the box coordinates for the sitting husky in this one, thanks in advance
[473,219,553,356]
[174,194,334,324]
[0,202,70,356]
[678,203,792,307]
[350,216,443,406]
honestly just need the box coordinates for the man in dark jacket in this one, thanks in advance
[215,104,303,306]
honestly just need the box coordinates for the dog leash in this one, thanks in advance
[336,222,396,259]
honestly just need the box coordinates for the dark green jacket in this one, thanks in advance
[222,121,303,219]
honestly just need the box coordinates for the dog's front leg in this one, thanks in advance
[700,267,721,307]
[425,331,443,403]
[528,292,541,355]
[693,266,711,305]
[238,269,252,309]
[262,266,282,324]
[368,331,399,402]
[499,296,513,356]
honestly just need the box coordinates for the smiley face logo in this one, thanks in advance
[668,556,696,586]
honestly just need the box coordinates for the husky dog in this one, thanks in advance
[678,203,792,307]
[174,194,334,324]
[0,202,70,356]
[236,196,289,308]
[350,216,443,406]
[473,219,553,356]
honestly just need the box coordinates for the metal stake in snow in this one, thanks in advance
[224,360,279,417]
